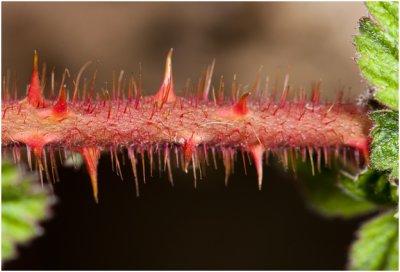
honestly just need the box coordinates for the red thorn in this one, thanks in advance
[32,145,43,161]
[183,137,195,173]
[250,144,265,190]
[345,137,370,165]
[13,131,59,154]
[80,147,101,203]
[153,48,176,106]
[27,51,44,107]
[53,84,67,115]
[52,69,70,118]
[233,92,251,116]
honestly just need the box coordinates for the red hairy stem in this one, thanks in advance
[1,50,372,201]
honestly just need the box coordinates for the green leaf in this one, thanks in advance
[349,211,398,270]
[354,2,399,110]
[340,169,398,205]
[369,110,399,182]
[1,161,53,262]
[296,161,378,218]
[365,1,398,49]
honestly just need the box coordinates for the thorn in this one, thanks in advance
[232,92,251,116]
[53,84,67,115]
[344,137,370,166]
[183,137,195,173]
[80,147,101,203]
[250,144,265,190]
[26,50,44,107]
[153,48,176,107]
[53,69,70,115]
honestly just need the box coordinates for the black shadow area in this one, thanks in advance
[3,152,368,270]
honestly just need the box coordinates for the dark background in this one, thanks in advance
[4,153,370,270]
[2,2,372,270]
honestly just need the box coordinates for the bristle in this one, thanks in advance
[41,62,47,94]
[241,149,248,175]
[202,59,215,101]
[49,149,60,182]
[157,146,162,177]
[279,74,289,108]
[114,146,123,179]
[289,147,296,174]
[262,76,269,103]
[26,145,33,170]
[149,146,154,177]
[141,149,146,184]
[134,63,142,109]
[128,147,139,197]
[308,146,315,176]
[2,76,6,101]
[117,70,124,102]
[41,148,52,184]
[211,147,218,170]
[50,67,55,100]
[316,148,321,173]
[251,66,263,100]
[222,148,231,186]
[87,62,99,102]
[72,61,92,102]
[217,76,225,105]
[232,74,237,103]
[192,152,197,188]
[164,145,174,186]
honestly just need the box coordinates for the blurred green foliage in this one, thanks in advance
[2,161,53,262]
